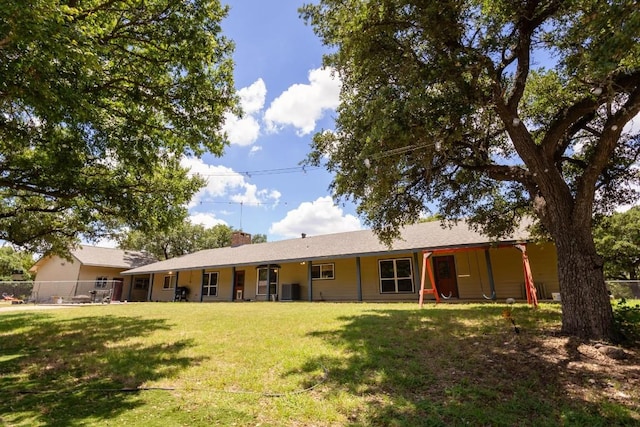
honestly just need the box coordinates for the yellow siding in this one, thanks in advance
[311,258,359,301]
[453,242,558,300]
[143,242,558,303]
[453,251,490,299]
[360,253,420,301]
[524,242,559,298]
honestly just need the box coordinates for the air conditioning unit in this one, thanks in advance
[280,283,300,301]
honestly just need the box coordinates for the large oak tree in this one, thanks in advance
[301,0,640,341]
[0,0,237,256]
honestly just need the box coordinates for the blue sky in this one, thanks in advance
[181,0,362,242]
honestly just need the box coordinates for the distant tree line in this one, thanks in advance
[117,222,266,260]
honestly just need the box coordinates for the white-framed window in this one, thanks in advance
[256,267,278,295]
[311,263,335,280]
[95,277,108,289]
[379,258,414,293]
[134,278,149,290]
[163,275,176,290]
[203,271,219,296]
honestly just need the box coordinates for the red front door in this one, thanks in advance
[433,256,458,298]
[112,278,124,301]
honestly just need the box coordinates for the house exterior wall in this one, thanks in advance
[31,255,132,302]
[31,255,82,302]
[142,241,559,303]
[311,258,359,301]
[33,255,82,282]
[434,242,559,300]
[127,275,151,302]
[486,243,559,299]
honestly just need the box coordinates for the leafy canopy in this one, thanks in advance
[301,0,640,244]
[117,222,236,260]
[116,223,270,260]
[594,207,640,280]
[0,0,237,255]
[0,246,34,281]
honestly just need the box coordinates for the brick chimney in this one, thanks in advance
[231,231,252,247]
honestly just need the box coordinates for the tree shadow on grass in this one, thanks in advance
[0,312,202,426]
[300,305,640,426]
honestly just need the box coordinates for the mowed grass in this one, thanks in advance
[0,301,638,426]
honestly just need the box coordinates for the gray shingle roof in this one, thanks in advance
[122,220,531,275]
[72,245,156,269]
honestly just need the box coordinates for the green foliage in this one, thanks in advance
[612,298,640,345]
[117,222,235,260]
[0,247,34,281]
[594,207,640,280]
[0,0,237,256]
[300,0,640,243]
[251,233,268,244]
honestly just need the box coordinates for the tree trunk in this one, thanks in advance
[553,225,618,342]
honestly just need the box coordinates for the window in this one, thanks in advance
[311,263,335,280]
[163,275,176,290]
[95,277,108,289]
[256,267,278,295]
[379,258,414,293]
[134,278,149,290]
[203,272,218,297]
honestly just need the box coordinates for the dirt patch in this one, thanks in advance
[502,331,640,410]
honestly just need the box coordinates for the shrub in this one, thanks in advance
[613,298,640,345]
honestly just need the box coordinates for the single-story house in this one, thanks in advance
[122,221,559,303]
[29,246,156,303]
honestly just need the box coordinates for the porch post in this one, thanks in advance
[413,251,420,296]
[147,273,154,302]
[483,249,497,300]
[307,261,313,301]
[231,267,236,301]
[355,257,362,301]
[127,276,133,301]
[200,269,205,302]
[174,271,180,301]
[266,264,271,302]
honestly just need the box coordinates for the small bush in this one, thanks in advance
[613,298,640,345]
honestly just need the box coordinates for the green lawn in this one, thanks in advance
[0,302,638,426]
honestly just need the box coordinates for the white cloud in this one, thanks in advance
[222,114,261,146]
[221,79,267,146]
[181,157,281,208]
[249,145,262,155]
[189,212,228,228]
[230,184,281,206]
[182,157,247,207]
[264,67,341,136]
[269,196,361,239]
[238,78,267,114]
